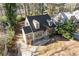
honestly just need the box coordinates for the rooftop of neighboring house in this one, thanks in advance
[72,10,79,19]
[54,12,72,20]
[53,10,79,23]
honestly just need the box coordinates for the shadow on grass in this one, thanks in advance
[45,35,70,46]
[32,35,70,46]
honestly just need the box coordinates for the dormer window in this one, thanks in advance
[47,19,53,26]
[33,19,40,29]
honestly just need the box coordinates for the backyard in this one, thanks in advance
[34,36,79,56]
[14,19,79,56]
[0,3,79,56]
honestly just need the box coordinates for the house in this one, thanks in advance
[54,10,79,23]
[54,12,72,24]
[22,14,54,46]
[72,10,79,22]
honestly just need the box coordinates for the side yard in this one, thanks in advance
[34,36,79,56]
[15,21,79,56]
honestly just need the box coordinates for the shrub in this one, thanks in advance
[1,16,8,23]
[4,3,17,28]
[55,20,75,39]
[7,28,15,43]
[16,15,22,22]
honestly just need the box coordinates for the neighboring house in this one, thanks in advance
[22,14,54,46]
[54,12,72,24]
[72,10,79,22]
[54,10,79,24]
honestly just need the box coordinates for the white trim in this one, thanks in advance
[22,28,27,44]
[25,17,30,26]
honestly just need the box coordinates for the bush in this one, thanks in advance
[7,28,15,43]
[16,15,22,22]
[4,3,17,28]
[0,16,8,23]
[55,20,75,39]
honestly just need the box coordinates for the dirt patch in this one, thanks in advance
[34,36,79,56]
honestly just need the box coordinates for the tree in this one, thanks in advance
[4,3,17,29]
[47,3,57,16]
[3,3,17,56]
[23,3,27,17]
[38,3,45,15]
[26,3,30,16]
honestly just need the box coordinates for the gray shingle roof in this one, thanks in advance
[27,14,52,32]
[23,14,55,34]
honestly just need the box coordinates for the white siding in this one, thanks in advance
[25,17,30,26]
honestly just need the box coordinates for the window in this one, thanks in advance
[26,22,28,26]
